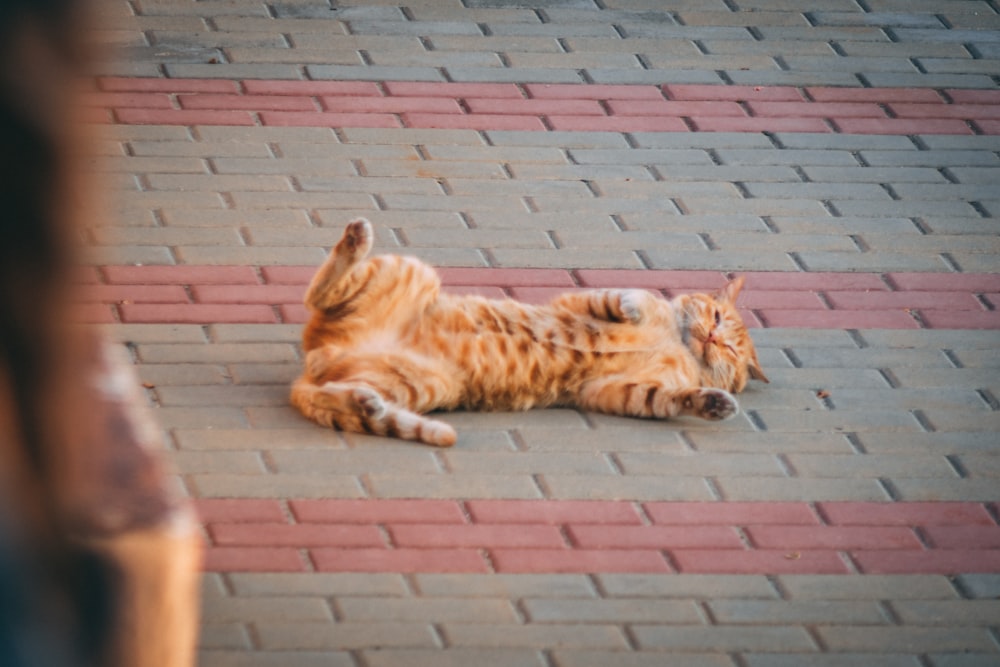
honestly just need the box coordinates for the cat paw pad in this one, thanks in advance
[352,387,387,419]
[697,388,739,421]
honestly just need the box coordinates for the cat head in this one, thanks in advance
[676,277,768,393]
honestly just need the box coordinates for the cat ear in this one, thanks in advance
[719,276,745,304]
[748,355,770,383]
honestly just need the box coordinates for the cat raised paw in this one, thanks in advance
[340,218,374,258]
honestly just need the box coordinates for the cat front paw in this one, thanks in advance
[695,388,739,421]
[618,290,645,323]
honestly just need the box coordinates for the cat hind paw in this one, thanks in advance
[696,388,739,421]
[351,386,387,419]
[340,218,374,257]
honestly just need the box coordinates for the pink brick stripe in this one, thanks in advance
[86,77,1000,134]
[197,499,1000,574]
[77,266,1000,330]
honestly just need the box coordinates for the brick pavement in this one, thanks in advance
[87,1,1000,665]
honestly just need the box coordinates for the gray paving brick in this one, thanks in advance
[708,599,888,625]
[190,473,365,499]
[751,330,860,349]
[796,248,948,273]
[890,478,1000,502]
[685,431,856,455]
[597,574,777,599]
[157,384,286,407]
[728,70,864,87]
[654,165,801,183]
[270,448,441,475]
[414,574,596,598]
[107,324,207,344]
[362,648,546,667]
[744,655,922,667]
[169,450,266,474]
[489,247,646,269]
[86,245,174,266]
[784,453,956,478]
[553,651,735,667]
[711,232,858,253]
[367,473,542,499]
[541,475,716,502]
[209,324,301,344]
[154,406,249,429]
[715,477,890,502]
[614,452,785,477]
[443,623,628,649]
[222,47,362,65]
[888,369,998,393]
[199,623,252,650]
[523,597,701,623]
[623,213,769,233]
[570,148,712,166]
[164,63,304,79]
[779,575,960,600]
[427,35,563,53]
[891,599,1000,625]
[955,574,1000,599]
[759,369,892,390]
[201,595,333,622]
[307,64,444,81]
[137,363,227,386]
[801,166,948,183]
[173,428,346,451]
[198,650,354,667]
[227,573,407,597]
[633,625,816,652]
[863,330,999,351]
[588,68,724,85]
[646,250,800,272]
[816,388,987,412]
[442,451,615,475]
[755,408,924,433]
[516,426,688,453]
[927,654,1000,667]
[790,348,955,369]
[338,596,519,623]
[818,626,996,653]
[257,622,436,650]
[918,410,1000,434]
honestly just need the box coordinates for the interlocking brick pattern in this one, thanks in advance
[79,265,1000,329]
[197,499,1000,575]
[89,78,1000,134]
[85,0,1000,664]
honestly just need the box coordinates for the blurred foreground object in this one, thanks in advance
[0,1,201,665]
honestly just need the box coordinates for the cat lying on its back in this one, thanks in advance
[291,219,768,446]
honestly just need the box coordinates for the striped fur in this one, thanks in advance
[291,219,768,446]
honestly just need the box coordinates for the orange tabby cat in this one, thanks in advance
[291,219,768,446]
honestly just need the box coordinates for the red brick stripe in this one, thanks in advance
[85,78,1000,134]
[78,266,1000,329]
[196,499,1000,575]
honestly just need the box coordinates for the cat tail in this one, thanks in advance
[290,378,458,447]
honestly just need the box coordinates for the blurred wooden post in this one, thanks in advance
[67,337,202,667]
[0,1,202,663]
